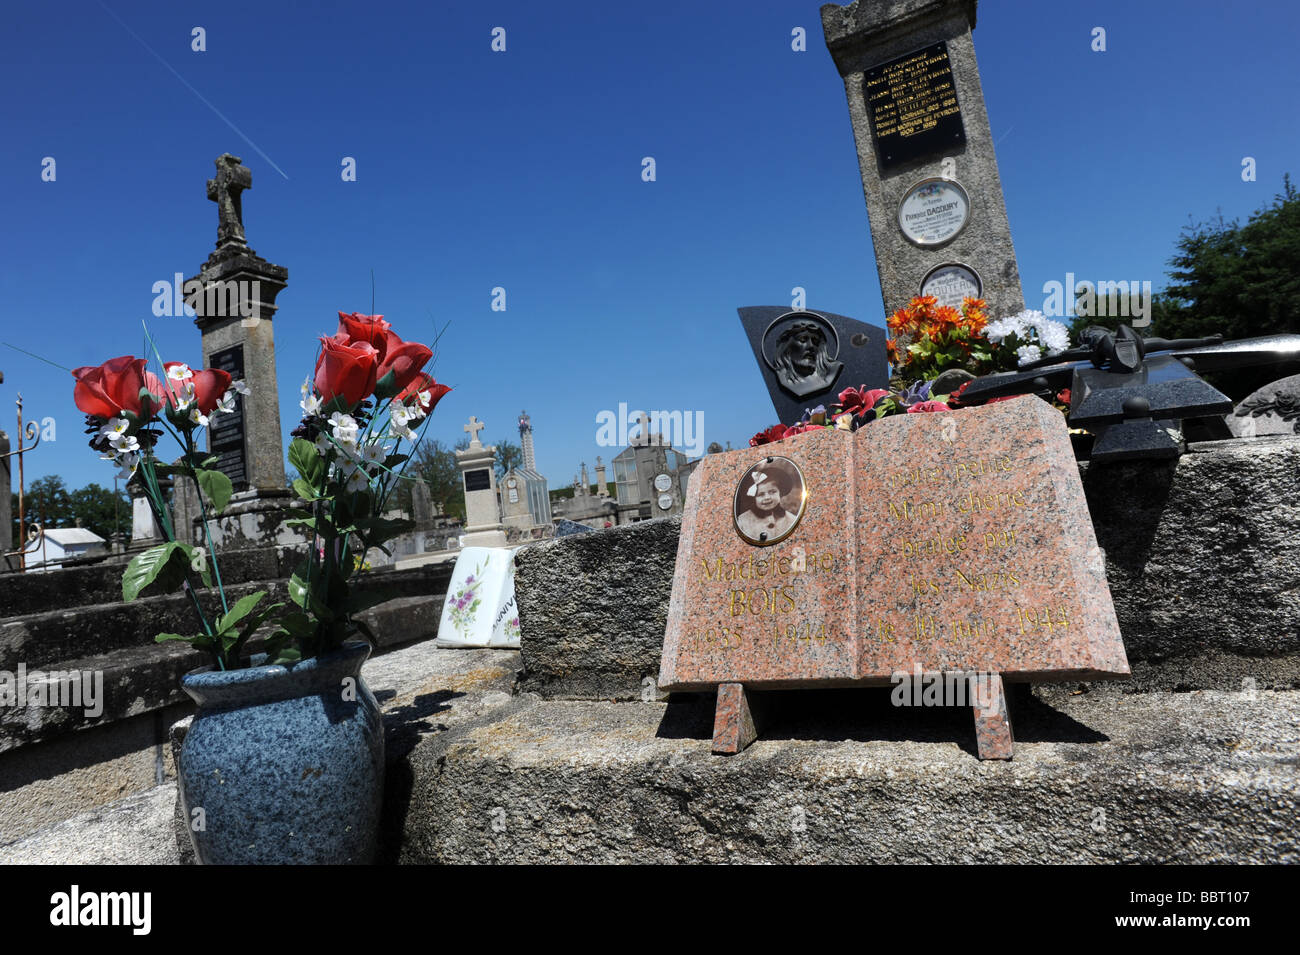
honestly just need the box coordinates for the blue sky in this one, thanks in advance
[2,0,1297,492]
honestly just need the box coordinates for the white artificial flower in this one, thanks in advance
[335,436,360,461]
[344,468,370,494]
[109,431,140,454]
[216,391,237,415]
[1016,344,1043,366]
[314,432,334,456]
[98,417,131,440]
[361,441,390,470]
[189,407,209,428]
[300,391,322,416]
[230,379,250,396]
[328,412,359,444]
[1036,318,1071,354]
[167,364,192,381]
[336,457,360,478]
[388,421,418,442]
[115,451,140,479]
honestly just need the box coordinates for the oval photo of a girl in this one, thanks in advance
[733,456,807,546]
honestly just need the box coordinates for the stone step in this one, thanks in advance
[393,684,1300,863]
[0,561,452,673]
[0,587,449,754]
[1,643,521,860]
[0,545,305,618]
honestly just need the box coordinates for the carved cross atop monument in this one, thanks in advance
[464,416,485,448]
[207,153,252,249]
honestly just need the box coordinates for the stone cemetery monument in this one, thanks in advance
[659,396,1129,757]
[738,307,890,425]
[455,416,508,548]
[183,153,297,548]
[436,415,522,647]
[822,0,1025,319]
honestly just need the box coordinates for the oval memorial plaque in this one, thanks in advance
[732,456,808,547]
[898,178,970,247]
[920,262,982,308]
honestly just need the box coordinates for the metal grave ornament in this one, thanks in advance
[957,326,1300,462]
[738,307,890,427]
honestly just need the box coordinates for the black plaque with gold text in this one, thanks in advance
[208,344,248,490]
[864,41,965,169]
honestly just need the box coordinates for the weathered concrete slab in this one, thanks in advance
[1,783,180,865]
[396,685,1300,864]
[515,518,679,700]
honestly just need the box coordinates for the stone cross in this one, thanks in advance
[464,416,485,448]
[207,153,253,248]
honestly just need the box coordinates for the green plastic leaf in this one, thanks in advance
[195,468,234,515]
[215,590,269,635]
[123,543,185,602]
[289,437,325,486]
[292,478,320,501]
[352,516,415,546]
[154,632,194,643]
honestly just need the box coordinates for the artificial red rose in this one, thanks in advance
[72,356,165,420]
[1056,388,1072,405]
[397,372,452,414]
[906,400,951,414]
[315,336,379,408]
[163,362,232,415]
[785,422,824,435]
[948,380,972,406]
[749,424,791,447]
[374,333,433,399]
[837,385,888,415]
[335,312,392,352]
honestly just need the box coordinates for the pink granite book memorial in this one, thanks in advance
[660,395,1130,757]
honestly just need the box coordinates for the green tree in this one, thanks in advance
[409,438,466,522]
[1157,175,1300,343]
[15,475,72,538]
[69,482,130,540]
[494,439,522,479]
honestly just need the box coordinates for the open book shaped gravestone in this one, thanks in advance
[659,396,1129,759]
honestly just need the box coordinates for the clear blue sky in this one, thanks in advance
[3,0,1297,492]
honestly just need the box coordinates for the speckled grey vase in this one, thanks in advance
[177,641,384,864]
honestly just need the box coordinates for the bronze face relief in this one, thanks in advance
[761,312,845,399]
[733,455,807,546]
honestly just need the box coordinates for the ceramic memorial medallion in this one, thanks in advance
[436,546,522,648]
[898,178,970,247]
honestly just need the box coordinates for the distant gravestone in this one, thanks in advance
[411,479,433,526]
[738,306,890,426]
[659,396,1129,758]
[455,416,508,548]
[1228,374,1300,437]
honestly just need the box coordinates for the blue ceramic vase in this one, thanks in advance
[177,641,385,864]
